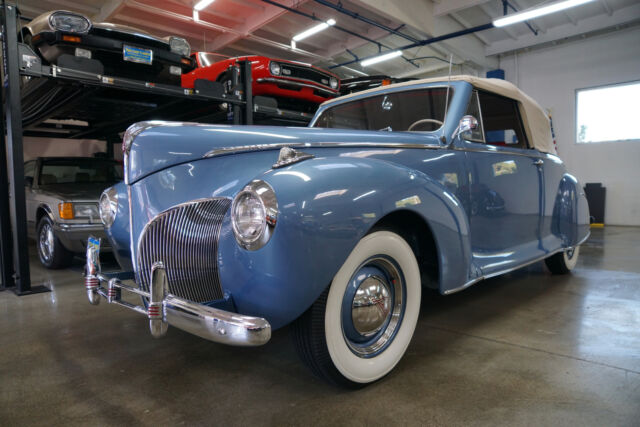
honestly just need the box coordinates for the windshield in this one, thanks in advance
[313,87,452,132]
[39,159,123,185]
[198,52,229,67]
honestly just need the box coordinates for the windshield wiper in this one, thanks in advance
[378,126,393,132]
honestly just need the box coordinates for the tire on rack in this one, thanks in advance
[292,230,421,387]
[544,246,580,275]
[37,216,74,269]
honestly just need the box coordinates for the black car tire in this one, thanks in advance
[37,216,74,269]
[292,230,421,387]
[545,246,580,274]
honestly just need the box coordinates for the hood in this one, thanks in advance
[37,182,118,201]
[125,123,442,184]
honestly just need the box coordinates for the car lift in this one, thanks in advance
[0,0,311,295]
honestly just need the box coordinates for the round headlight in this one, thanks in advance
[99,187,118,227]
[330,77,338,89]
[231,180,278,251]
[49,11,91,34]
[269,62,281,76]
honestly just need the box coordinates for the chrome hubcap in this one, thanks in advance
[566,248,575,259]
[352,276,392,337]
[39,223,54,261]
[341,256,405,358]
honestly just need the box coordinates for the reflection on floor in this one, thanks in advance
[1,227,639,425]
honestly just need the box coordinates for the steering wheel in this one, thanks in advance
[407,118,444,132]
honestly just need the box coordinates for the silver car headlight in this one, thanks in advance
[49,11,91,34]
[169,36,190,56]
[99,187,118,227]
[330,76,338,89]
[231,180,278,251]
[73,203,99,221]
[269,61,281,76]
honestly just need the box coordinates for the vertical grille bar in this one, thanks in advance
[136,198,231,303]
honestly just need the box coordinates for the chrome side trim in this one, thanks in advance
[204,141,441,158]
[443,238,589,296]
[256,77,338,96]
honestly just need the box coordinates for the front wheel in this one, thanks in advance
[292,230,421,387]
[545,246,580,274]
[37,216,74,269]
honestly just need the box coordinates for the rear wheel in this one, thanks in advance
[545,246,580,274]
[37,216,74,269]
[292,230,421,387]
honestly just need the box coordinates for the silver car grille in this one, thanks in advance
[136,198,231,303]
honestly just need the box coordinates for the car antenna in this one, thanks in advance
[441,54,454,144]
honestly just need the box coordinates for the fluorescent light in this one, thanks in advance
[292,18,336,42]
[342,66,368,76]
[193,10,199,21]
[493,0,595,27]
[291,40,296,49]
[360,50,402,67]
[194,0,215,11]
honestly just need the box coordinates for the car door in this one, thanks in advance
[461,90,545,276]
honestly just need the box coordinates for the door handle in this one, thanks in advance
[533,159,544,166]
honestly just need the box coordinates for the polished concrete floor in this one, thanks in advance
[1,226,639,426]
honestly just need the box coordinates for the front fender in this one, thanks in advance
[218,156,472,329]
[551,173,590,246]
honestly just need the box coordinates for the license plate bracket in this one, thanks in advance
[123,45,153,65]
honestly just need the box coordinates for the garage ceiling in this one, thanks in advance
[15,0,640,77]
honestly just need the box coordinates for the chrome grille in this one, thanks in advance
[136,198,231,303]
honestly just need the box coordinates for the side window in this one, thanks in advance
[478,91,529,149]
[24,161,36,179]
[464,90,485,142]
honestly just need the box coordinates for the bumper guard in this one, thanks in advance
[84,238,271,346]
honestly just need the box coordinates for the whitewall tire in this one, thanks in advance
[293,230,421,387]
[545,246,580,274]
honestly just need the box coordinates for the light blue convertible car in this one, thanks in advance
[86,75,589,387]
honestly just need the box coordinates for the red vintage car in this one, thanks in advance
[182,53,340,111]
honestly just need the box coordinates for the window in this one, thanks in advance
[464,90,485,142]
[39,159,123,185]
[576,81,640,143]
[477,91,529,149]
[24,161,36,180]
[313,88,451,132]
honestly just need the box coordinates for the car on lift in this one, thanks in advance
[339,74,415,96]
[87,75,589,387]
[21,10,195,85]
[182,52,340,112]
[25,157,123,269]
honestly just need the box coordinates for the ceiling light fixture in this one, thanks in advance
[292,18,336,42]
[193,10,199,21]
[194,0,215,12]
[360,50,402,67]
[493,0,596,27]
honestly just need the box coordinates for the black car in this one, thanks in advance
[22,10,195,85]
[340,75,415,96]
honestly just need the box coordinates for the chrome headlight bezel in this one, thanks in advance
[169,36,191,57]
[329,76,338,89]
[99,187,118,227]
[269,61,281,76]
[231,180,278,251]
[48,11,92,34]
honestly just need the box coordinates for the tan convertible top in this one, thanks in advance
[325,75,556,154]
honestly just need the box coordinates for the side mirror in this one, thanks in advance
[451,115,479,141]
[24,177,33,187]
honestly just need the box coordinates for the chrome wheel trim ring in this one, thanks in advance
[340,256,405,358]
[39,222,54,262]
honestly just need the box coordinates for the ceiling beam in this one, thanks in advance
[93,0,124,22]
[349,0,435,37]
[206,0,311,52]
[600,0,613,16]
[433,0,492,17]
[450,12,491,45]
[479,3,517,40]
[509,0,547,34]
[486,2,640,56]
[563,10,578,26]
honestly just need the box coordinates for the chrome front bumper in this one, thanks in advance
[84,239,271,346]
[55,222,109,253]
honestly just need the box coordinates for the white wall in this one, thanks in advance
[23,137,106,161]
[499,26,640,226]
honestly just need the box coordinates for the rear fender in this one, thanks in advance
[218,156,472,329]
[551,173,590,246]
